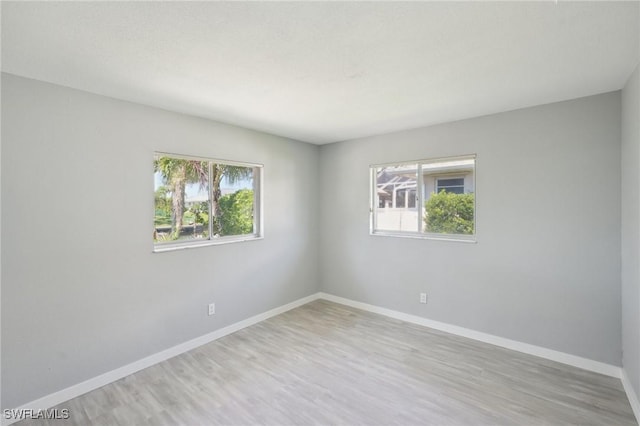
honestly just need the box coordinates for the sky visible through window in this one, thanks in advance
[154,172,252,199]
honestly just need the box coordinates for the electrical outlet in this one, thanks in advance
[420,293,427,304]
[208,303,216,316]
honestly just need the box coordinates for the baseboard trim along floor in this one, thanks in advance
[622,368,640,424]
[2,293,319,426]
[317,293,620,378]
[4,291,637,426]
[318,293,638,425]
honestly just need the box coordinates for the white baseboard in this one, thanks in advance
[2,293,322,426]
[317,292,622,378]
[4,291,630,426]
[622,369,640,424]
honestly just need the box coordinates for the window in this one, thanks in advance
[370,155,476,241]
[153,153,262,251]
[436,178,465,194]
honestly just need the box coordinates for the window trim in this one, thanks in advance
[370,154,477,242]
[153,152,264,253]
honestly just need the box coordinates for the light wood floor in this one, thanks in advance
[17,300,637,425]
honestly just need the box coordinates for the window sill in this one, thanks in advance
[370,231,476,243]
[153,235,263,253]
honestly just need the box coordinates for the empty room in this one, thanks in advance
[1,1,640,425]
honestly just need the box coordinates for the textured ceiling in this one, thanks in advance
[2,1,639,144]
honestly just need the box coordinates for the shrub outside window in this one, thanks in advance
[153,153,262,251]
[370,155,476,241]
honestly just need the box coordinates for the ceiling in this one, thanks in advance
[2,1,639,145]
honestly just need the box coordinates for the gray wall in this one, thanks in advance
[319,92,622,365]
[1,73,320,409]
[622,63,640,398]
[1,72,629,410]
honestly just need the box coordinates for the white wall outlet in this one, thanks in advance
[420,293,428,304]
[208,303,216,316]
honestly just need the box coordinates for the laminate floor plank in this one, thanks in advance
[14,300,637,425]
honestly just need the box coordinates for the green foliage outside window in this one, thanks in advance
[154,156,254,243]
[154,158,208,240]
[424,191,474,235]
[219,189,254,236]
[154,186,172,227]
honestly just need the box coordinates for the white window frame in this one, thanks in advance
[370,154,476,243]
[153,152,264,253]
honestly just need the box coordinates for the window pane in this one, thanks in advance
[437,178,464,187]
[154,156,209,243]
[423,158,475,235]
[373,165,419,232]
[215,165,255,237]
